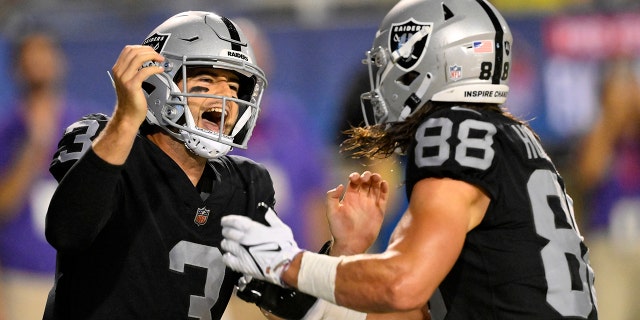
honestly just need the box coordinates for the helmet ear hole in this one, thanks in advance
[143,74,186,126]
[142,81,156,95]
[398,71,420,86]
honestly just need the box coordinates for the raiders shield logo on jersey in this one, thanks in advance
[142,32,170,53]
[194,207,210,226]
[389,19,432,71]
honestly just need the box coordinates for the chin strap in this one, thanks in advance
[181,131,232,159]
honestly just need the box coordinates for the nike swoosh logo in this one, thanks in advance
[248,242,282,253]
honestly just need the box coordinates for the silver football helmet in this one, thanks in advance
[141,11,267,158]
[361,0,512,125]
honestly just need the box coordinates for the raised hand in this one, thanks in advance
[326,171,389,255]
[221,203,302,286]
[92,45,165,165]
[110,45,165,127]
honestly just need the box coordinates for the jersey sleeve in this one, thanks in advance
[50,113,110,182]
[46,113,126,253]
[405,107,504,200]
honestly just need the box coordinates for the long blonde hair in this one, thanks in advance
[341,102,533,159]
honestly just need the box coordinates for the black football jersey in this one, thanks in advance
[44,114,275,320]
[405,107,597,319]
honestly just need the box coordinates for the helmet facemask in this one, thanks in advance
[140,11,267,159]
[361,40,429,126]
[144,59,263,159]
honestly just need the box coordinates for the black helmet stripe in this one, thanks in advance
[476,0,504,85]
[220,16,241,51]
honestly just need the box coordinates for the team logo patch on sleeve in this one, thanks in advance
[390,19,433,71]
[194,207,210,226]
[142,32,170,53]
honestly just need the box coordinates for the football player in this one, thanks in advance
[220,0,599,319]
[42,11,387,320]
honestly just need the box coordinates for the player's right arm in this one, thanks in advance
[45,114,120,253]
[45,46,164,253]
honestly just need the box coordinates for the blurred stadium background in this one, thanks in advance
[1,1,639,319]
[0,0,638,148]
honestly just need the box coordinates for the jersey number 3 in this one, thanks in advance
[415,117,596,317]
[170,241,225,320]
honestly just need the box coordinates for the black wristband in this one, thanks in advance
[235,240,334,319]
[236,279,317,319]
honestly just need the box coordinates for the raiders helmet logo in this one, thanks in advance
[142,32,170,53]
[194,207,210,226]
[389,19,432,71]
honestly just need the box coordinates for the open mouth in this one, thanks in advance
[201,107,226,133]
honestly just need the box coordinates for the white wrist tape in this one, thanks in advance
[297,252,342,304]
[302,299,367,320]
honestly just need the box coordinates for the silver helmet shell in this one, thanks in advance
[361,0,512,125]
[141,11,267,158]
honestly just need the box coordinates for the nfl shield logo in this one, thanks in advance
[389,19,433,71]
[194,207,210,226]
[449,65,462,80]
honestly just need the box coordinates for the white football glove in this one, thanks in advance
[221,203,302,286]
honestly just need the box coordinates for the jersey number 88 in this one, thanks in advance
[415,117,596,317]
